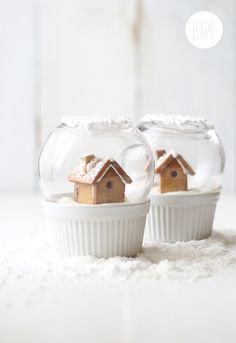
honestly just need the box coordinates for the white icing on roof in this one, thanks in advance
[68,158,107,184]
[61,115,132,130]
[168,149,178,159]
[156,151,195,175]
[86,157,100,172]
[156,152,173,170]
[96,164,127,184]
[175,157,188,175]
[140,114,214,132]
[68,156,132,184]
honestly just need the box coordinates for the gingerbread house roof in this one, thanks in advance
[68,156,132,185]
[155,151,195,175]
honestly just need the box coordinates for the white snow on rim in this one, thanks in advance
[140,114,214,132]
[61,115,132,130]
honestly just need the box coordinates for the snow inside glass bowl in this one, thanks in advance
[39,115,154,258]
[138,114,225,243]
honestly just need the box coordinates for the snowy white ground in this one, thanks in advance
[0,192,236,343]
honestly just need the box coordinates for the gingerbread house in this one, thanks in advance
[155,150,195,193]
[68,155,132,204]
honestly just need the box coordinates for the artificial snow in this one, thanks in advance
[61,115,132,130]
[140,114,214,132]
[1,231,236,293]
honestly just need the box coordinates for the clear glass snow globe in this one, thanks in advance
[39,115,154,204]
[138,114,225,193]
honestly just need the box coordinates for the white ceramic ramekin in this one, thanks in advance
[42,200,150,258]
[144,191,220,243]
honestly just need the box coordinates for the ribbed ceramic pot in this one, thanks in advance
[43,199,150,258]
[144,191,220,243]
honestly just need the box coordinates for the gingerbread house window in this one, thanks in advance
[106,181,113,189]
[171,170,178,178]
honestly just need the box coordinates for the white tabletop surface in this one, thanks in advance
[0,191,236,343]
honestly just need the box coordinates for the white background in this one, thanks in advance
[0,0,235,192]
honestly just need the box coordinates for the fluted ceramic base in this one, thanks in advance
[144,191,220,243]
[43,200,150,258]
